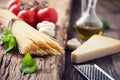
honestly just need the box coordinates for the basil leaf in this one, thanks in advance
[19,53,37,74]
[6,37,16,52]
[3,28,11,36]
[0,27,17,52]
[101,19,109,30]
[3,42,9,50]
[28,60,37,74]
[1,35,11,43]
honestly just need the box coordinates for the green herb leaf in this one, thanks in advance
[101,19,109,30]
[0,27,17,52]
[3,42,9,50]
[3,28,12,36]
[6,37,16,52]
[19,53,37,74]
[1,35,11,43]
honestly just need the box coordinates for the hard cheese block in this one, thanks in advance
[71,35,120,63]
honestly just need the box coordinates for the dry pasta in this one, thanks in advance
[0,9,64,56]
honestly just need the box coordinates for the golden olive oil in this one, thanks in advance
[75,25,103,41]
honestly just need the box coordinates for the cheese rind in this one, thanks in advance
[71,35,120,63]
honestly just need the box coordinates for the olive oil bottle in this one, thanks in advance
[75,25,103,41]
[75,0,103,40]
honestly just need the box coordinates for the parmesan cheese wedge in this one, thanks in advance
[71,35,120,63]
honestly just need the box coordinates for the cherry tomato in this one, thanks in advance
[37,7,58,23]
[9,4,20,16]
[18,9,37,27]
[7,0,21,10]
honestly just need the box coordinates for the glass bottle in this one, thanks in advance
[75,0,103,41]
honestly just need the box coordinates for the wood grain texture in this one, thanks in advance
[0,0,71,80]
[65,0,120,80]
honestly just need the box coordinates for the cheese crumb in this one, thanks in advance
[37,21,55,37]
[67,38,81,50]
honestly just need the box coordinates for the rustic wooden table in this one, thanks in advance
[0,0,120,80]
[63,0,120,80]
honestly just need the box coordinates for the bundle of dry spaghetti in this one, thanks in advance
[0,9,64,56]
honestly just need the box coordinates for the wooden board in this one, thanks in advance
[64,0,120,80]
[0,0,71,80]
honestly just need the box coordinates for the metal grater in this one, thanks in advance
[74,64,115,80]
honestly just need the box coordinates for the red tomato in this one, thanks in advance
[37,7,58,23]
[7,0,21,9]
[9,4,20,16]
[18,9,37,27]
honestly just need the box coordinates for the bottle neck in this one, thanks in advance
[89,6,96,16]
[81,0,87,16]
[87,0,97,16]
